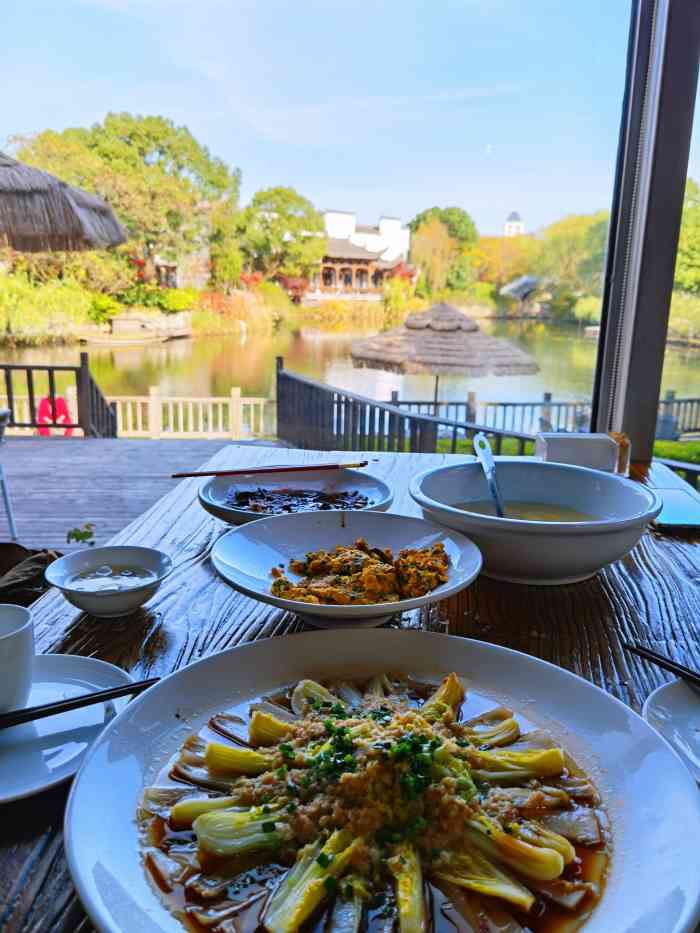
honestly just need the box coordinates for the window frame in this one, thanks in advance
[591,0,700,462]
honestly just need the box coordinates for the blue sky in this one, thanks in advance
[3,1,698,234]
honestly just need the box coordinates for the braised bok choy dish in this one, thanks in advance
[138,673,608,932]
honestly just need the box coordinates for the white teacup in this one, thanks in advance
[0,604,34,712]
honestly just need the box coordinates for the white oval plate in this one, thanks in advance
[199,467,393,525]
[0,653,131,803]
[209,510,483,625]
[65,630,700,933]
[643,678,700,782]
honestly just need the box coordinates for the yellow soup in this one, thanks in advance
[456,499,596,522]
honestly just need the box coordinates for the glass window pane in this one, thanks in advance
[2,1,631,448]
[655,94,700,471]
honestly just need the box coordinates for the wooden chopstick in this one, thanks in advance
[0,676,159,730]
[622,641,700,689]
[171,460,372,479]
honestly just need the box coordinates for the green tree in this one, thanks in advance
[12,113,241,285]
[537,211,608,292]
[410,218,455,293]
[445,253,476,291]
[409,206,478,247]
[577,215,609,296]
[209,202,243,292]
[237,187,326,278]
[675,178,700,293]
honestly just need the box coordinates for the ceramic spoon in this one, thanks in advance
[473,432,506,518]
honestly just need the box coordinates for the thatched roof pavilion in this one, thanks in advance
[0,152,127,252]
[351,302,539,376]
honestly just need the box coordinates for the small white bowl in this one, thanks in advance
[210,509,482,627]
[45,546,172,618]
[410,458,662,585]
[199,467,393,525]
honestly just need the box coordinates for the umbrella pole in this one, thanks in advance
[433,374,439,415]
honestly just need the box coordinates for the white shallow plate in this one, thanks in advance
[199,467,393,525]
[643,678,700,782]
[0,653,131,803]
[210,509,482,626]
[65,630,700,933]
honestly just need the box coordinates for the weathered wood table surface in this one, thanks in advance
[2,444,700,933]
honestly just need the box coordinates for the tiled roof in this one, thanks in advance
[355,224,380,234]
[324,238,383,260]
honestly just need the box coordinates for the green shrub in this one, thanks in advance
[467,281,498,308]
[446,254,476,291]
[119,283,163,307]
[256,281,293,314]
[118,284,198,314]
[0,273,94,344]
[573,294,602,324]
[547,287,578,320]
[158,287,198,313]
[382,277,426,323]
[89,293,121,324]
[668,291,700,341]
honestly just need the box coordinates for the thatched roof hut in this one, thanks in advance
[351,302,539,376]
[0,152,127,252]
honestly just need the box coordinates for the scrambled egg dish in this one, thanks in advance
[270,537,449,605]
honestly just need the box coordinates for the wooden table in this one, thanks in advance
[3,445,700,933]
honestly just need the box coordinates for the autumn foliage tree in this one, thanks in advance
[410,218,456,293]
[467,235,542,287]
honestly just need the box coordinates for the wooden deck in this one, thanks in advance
[0,438,243,551]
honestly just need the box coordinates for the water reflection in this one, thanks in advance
[4,321,699,407]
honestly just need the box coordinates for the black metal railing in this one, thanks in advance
[276,358,533,455]
[392,390,700,437]
[0,352,117,437]
[390,392,590,434]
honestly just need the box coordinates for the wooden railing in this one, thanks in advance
[0,353,116,437]
[0,387,269,440]
[276,358,533,454]
[109,389,268,439]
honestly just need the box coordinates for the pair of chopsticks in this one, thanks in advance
[623,641,700,689]
[171,460,373,480]
[0,677,159,730]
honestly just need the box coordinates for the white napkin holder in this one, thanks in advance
[535,433,621,473]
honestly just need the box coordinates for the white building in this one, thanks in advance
[323,211,410,262]
[306,211,412,302]
[504,211,525,237]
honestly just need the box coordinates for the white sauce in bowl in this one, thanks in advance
[66,565,157,593]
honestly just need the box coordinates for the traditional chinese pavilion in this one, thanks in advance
[307,211,413,301]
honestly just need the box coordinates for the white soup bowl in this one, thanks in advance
[410,458,662,585]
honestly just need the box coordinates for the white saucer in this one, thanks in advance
[643,678,700,782]
[0,653,132,803]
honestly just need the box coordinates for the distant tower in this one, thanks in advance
[504,211,524,237]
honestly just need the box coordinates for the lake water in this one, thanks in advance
[4,320,699,411]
